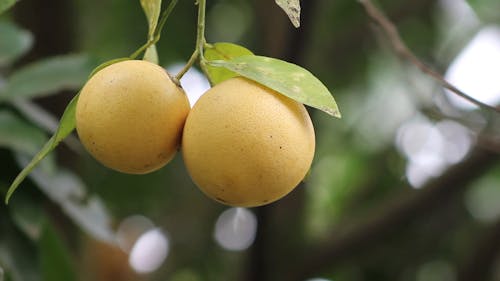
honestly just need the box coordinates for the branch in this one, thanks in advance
[359,0,500,114]
[244,206,272,281]
[477,133,500,154]
[286,147,498,281]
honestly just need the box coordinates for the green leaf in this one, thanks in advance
[0,21,33,66]
[89,57,130,77]
[39,221,76,281]
[202,42,254,85]
[140,0,161,63]
[0,111,47,155]
[1,54,95,101]
[27,167,115,243]
[11,100,83,153]
[9,192,44,241]
[0,220,40,281]
[466,0,500,22]
[0,0,18,15]
[4,57,132,203]
[275,0,301,28]
[3,53,139,203]
[143,44,159,64]
[130,0,178,60]
[11,99,64,136]
[0,111,57,175]
[209,55,341,117]
[5,94,79,203]
[140,0,162,38]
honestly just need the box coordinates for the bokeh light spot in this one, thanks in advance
[214,207,257,251]
[465,177,500,222]
[129,228,169,274]
[396,116,472,188]
[116,215,155,253]
[445,26,500,110]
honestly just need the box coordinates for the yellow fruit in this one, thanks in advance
[182,77,315,207]
[76,60,190,174]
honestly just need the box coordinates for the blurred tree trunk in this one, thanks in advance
[245,1,319,281]
[13,0,75,61]
[13,0,79,168]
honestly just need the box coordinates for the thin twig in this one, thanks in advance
[175,0,206,80]
[175,49,199,80]
[359,0,500,113]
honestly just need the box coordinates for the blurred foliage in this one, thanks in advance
[467,0,500,23]
[0,0,17,15]
[0,0,500,281]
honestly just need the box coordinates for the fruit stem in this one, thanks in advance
[175,49,199,80]
[130,0,178,60]
[196,0,207,57]
[175,0,207,80]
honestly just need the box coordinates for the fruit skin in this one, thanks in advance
[76,60,190,174]
[182,77,315,207]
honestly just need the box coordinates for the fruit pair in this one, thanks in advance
[76,60,315,207]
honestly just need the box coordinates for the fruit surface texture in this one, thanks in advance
[76,60,190,174]
[182,77,315,207]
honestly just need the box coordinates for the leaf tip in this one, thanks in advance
[5,191,12,205]
[5,172,26,205]
[5,184,17,204]
[322,107,342,118]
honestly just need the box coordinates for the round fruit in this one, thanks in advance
[182,77,315,207]
[76,60,190,174]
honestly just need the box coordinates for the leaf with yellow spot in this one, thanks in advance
[208,55,341,118]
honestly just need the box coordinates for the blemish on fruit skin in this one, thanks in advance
[215,197,227,203]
